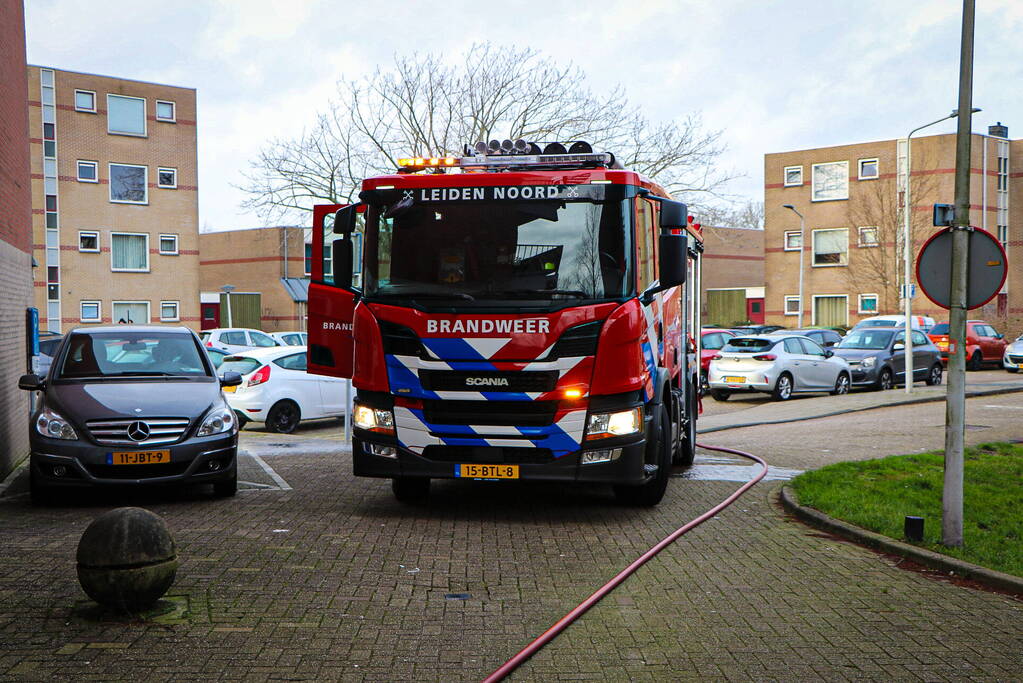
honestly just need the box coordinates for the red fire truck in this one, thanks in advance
[307,140,703,505]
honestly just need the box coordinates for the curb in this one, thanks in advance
[779,485,1023,596]
[698,384,1023,434]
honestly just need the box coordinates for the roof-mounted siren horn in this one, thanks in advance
[542,142,568,155]
[568,141,592,154]
[487,139,502,154]
[473,141,489,156]
[513,138,529,154]
[500,139,515,154]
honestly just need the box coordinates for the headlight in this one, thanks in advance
[197,405,236,436]
[585,407,642,440]
[861,356,876,369]
[353,402,395,434]
[35,407,77,440]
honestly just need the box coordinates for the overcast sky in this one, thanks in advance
[24,0,1023,231]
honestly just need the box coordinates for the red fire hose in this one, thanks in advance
[483,443,769,682]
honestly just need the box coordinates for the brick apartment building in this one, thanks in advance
[1,1,34,478]
[27,65,200,332]
[199,227,313,332]
[700,225,765,326]
[763,127,1021,331]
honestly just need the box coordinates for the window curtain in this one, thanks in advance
[815,296,847,327]
[113,235,148,270]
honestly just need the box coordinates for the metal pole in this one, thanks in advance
[798,214,805,329]
[225,293,233,328]
[903,134,914,393]
[943,0,975,548]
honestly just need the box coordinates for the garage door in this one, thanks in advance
[813,295,848,327]
[706,289,747,326]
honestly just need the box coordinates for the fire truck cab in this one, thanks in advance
[307,140,702,506]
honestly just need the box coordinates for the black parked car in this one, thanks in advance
[832,327,943,390]
[18,326,243,503]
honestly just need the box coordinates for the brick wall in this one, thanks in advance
[0,1,34,478]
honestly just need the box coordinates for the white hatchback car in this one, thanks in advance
[200,328,280,354]
[270,331,307,346]
[220,347,350,433]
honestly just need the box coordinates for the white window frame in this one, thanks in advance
[858,158,879,180]
[74,89,96,113]
[80,300,102,323]
[159,233,179,255]
[858,293,879,314]
[812,294,850,327]
[784,295,801,316]
[78,231,100,253]
[783,165,803,187]
[111,300,151,325]
[108,162,148,204]
[857,226,880,248]
[155,100,176,122]
[811,228,849,267]
[157,167,177,189]
[106,94,147,137]
[783,231,802,251]
[110,232,150,272]
[76,160,99,183]
[811,161,849,202]
[159,300,180,322]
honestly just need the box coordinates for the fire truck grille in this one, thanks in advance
[422,445,555,464]
[419,370,558,392]
[548,320,602,358]
[421,400,556,426]
[379,321,424,357]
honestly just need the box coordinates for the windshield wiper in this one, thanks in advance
[480,289,589,299]
[103,371,194,378]
[373,291,476,302]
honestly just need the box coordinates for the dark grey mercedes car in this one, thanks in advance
[18,326,242,503]
[832,327,943,390]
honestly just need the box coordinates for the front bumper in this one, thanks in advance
[847,363,881,386]
[29,432,238,489]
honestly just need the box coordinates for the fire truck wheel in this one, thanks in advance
[392,477,430,503]
[614,404,670,507]
[674,386,696,467]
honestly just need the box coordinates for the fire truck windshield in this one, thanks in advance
[362,197,633,305]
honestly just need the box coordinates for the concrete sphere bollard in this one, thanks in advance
[76,507,178,612]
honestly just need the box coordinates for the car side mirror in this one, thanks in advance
[995,333,1004,339]
[219,371,242,387]
[823,349,834,358]
[18,373,43,391]
[893,343,905,351]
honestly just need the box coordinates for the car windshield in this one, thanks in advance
[219,356,262,375]
[856,319,898,328]
[361,188,633,304]
[930,324,949,335]
[838,330,894,350]
[58,332,210,379]
[722,338,774,353]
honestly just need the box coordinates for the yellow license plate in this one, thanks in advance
[937,342,948,349]
[223,385,236,393]
[108,450,171,465]
[457,464,519,479]
[724,376,746,383]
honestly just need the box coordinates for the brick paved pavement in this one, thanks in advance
[2,421,1022,680]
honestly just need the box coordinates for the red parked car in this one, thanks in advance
[927,320,1007,370]
[699,328,737,393]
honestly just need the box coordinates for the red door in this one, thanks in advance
[307,204,357,378]
[201,303,219,330]
[746,298,765,324]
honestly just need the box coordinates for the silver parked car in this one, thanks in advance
[707,334,851,401]
[833,327,943,390]
[1003,333,1023,373]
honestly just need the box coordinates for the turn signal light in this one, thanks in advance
[248,364,271,387]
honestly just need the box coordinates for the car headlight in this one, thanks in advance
[353,402,395,434]
[861,356,876,368]
[197,405,236,437]
[35,407,77,440]
[585,407,642,441]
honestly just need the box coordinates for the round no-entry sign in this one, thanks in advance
[916,227,1007,309]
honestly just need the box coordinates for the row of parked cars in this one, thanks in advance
[701,315,1022,402]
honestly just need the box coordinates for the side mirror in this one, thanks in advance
[893,343,905,351]
[995,333,1004,339]
[658,234,686,288]
[18,373,43,391]
[823,349,834,358]
[658,199,688,229]
[331,237,354,290]
[219,371,242,387]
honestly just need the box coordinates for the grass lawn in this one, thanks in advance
[791,442,1023,577]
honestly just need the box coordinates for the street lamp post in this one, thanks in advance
[902,107,980,394]
[221,284,235,328]
[782,204,805,328]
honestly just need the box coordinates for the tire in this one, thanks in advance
[967,351,983,371]
[925,363,943,386]
[709,388,730,401]
[614,404,671,507]
[265,400,301,434]
[213,470,237,498]
[772,373,793,401]
[699,375,709,397]
[830,372,850,396]
[392,477,430,503]
[674,385,697,467]
[875,368,894,391]
[234,411,250,429]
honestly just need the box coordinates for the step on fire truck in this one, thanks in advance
[307,139,703,505]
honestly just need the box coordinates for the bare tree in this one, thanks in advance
[241,44,736,221]
[698,199,764,230]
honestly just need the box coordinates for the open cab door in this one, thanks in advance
[308,203,362,378]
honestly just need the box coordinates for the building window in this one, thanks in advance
[813,295,849,327]
[998,224,1008,249]
[857,226,879,247]
[112,301,150,325]
[74,89,96,113]
[811,161,849,201]
[783,166,803,186]
[109,163,148,204]
[77,160,98,182]
[80,301,101,322]
[784,296,801,316]
[157,167,177,189]
[44,140,56,157]
[155,100,176,122]
[812,228,849,266]
[111,233,149,272]
[858,294,879,313]
[160,301,180,321]
[858,158,879,180]
[79,231,99,252]
[107,94,146,136]
[159,234,178,254]
[784,231,802,251]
